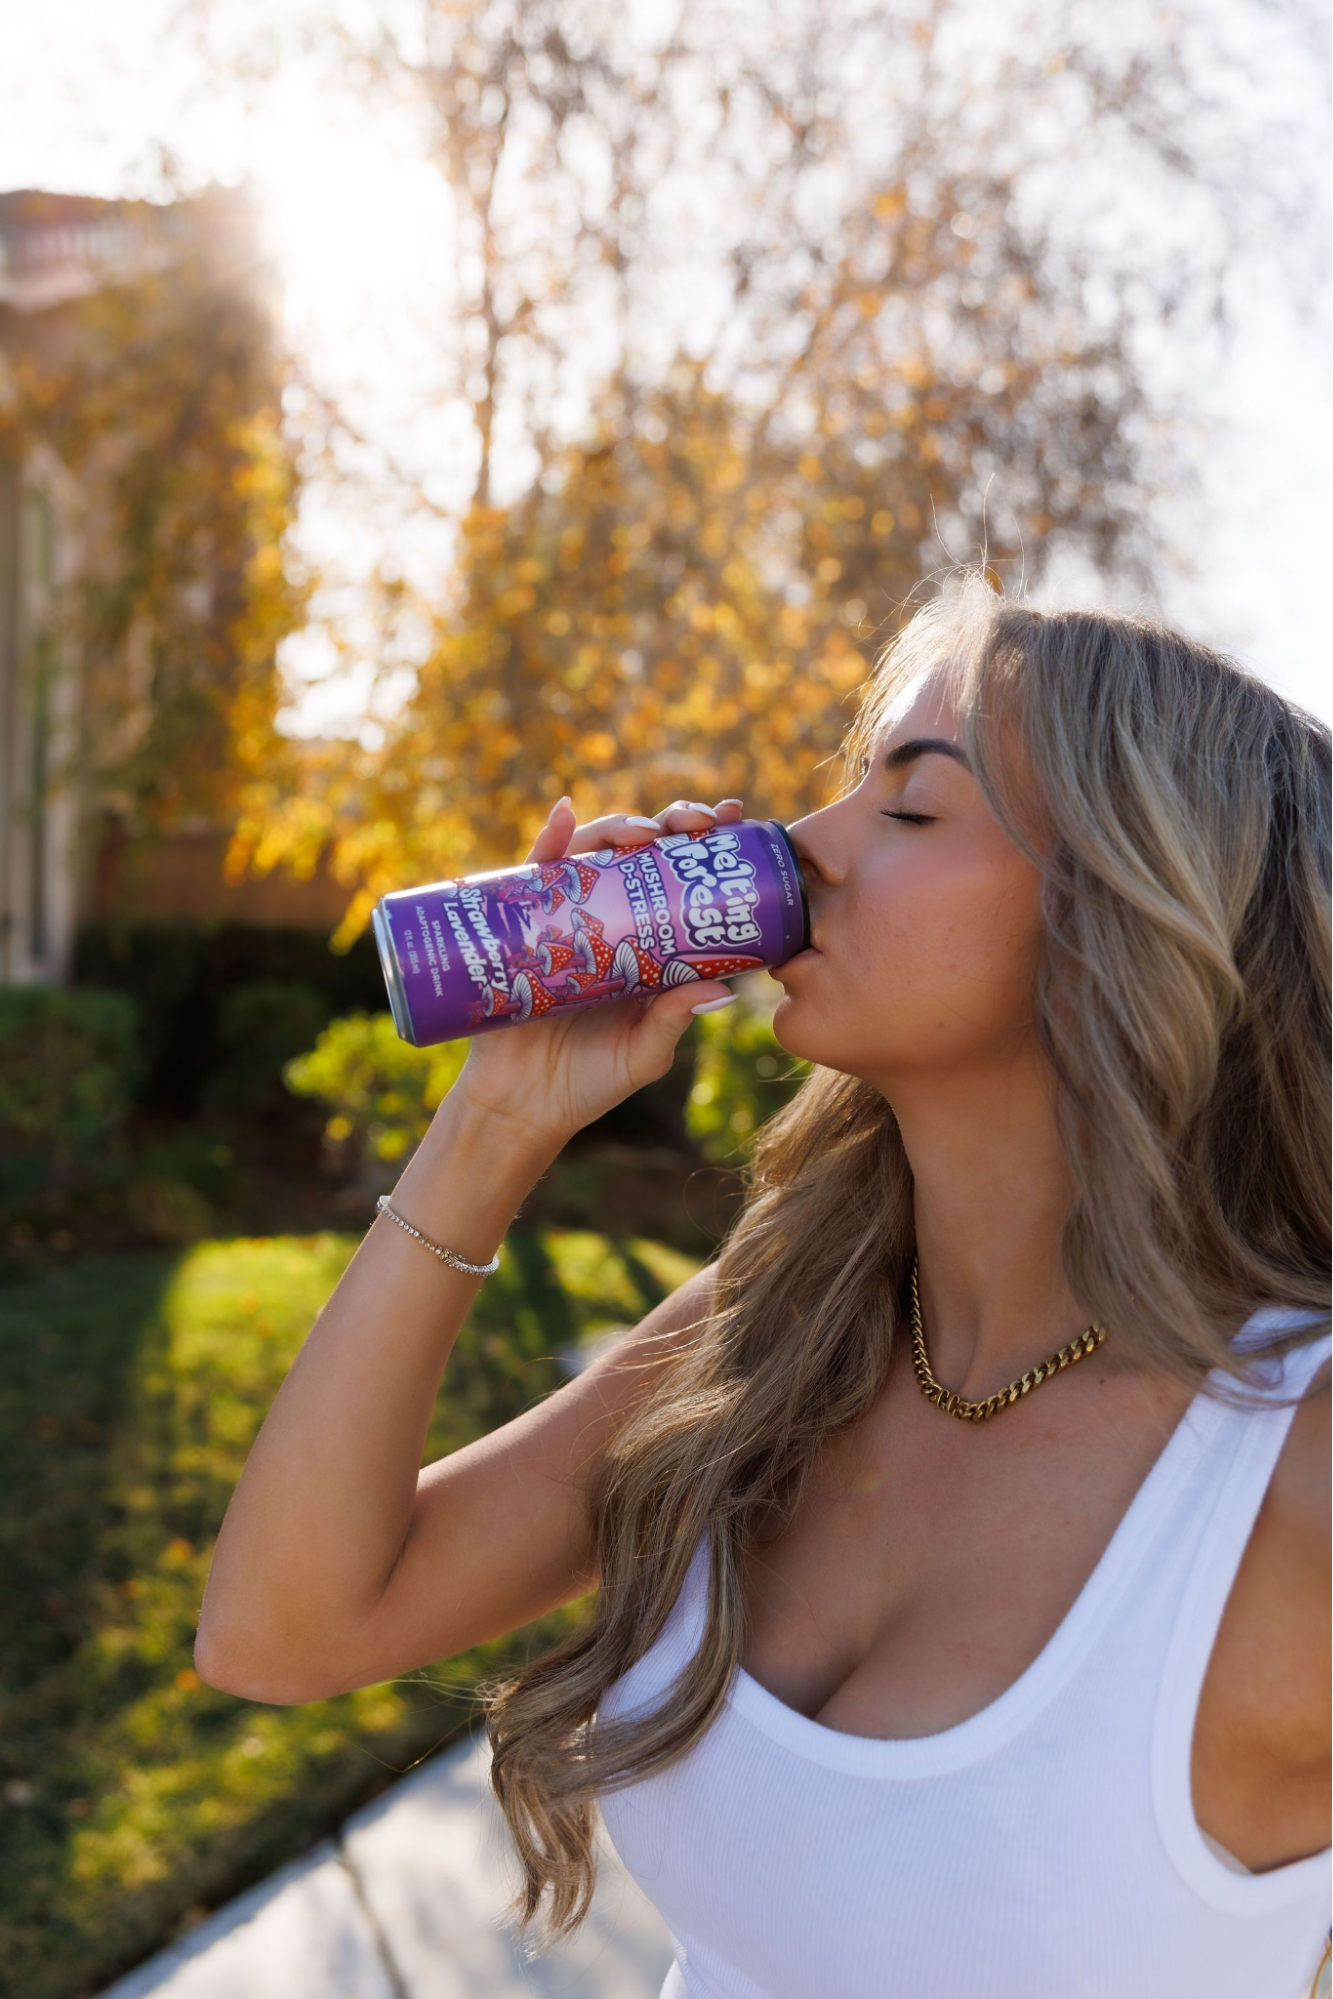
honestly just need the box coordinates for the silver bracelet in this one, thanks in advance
[374,1195,502,1275]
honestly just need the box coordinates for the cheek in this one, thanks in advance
[847,845,1042,1017]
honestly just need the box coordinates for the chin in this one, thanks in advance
[771,993,867,1074]
[769,991,818,1057]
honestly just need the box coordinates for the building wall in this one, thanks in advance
[84,814,355,931]
[1,185,315,975]
[0,442,84,983]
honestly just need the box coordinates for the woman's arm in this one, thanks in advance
[193,1089,564,1697]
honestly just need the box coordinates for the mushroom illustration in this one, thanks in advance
[510,970,567,1021]
[675,951,766,980]
[533,923,580,981]
[607,942,768,995]
[468,983,515,1027]
[568,907,618,984]
[610,936,666,994]
[494,873,558,918]
[528,856,605,908]
[564,856,607,903]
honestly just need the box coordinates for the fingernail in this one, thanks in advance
[717,798,744,808]
[626,815,661,829]
[548,795,572,817]
[690,993,737,1014]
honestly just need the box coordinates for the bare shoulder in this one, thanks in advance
[1202,1347,1331,1862]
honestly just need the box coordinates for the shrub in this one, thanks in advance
[202,979,336,1118]
[72,921,384,1115]
[283,1011,470,1194]
[0,986,143,1191]
[120,1130,242,1244]
[685,970,812,1165]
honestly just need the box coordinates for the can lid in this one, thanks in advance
[371,901,419,1045]
[767,820,811,953]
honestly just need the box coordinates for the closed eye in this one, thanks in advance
[881,811,934,825]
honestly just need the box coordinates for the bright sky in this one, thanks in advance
[1,0,1329,730]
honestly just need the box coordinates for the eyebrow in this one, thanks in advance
[877,736,972,774]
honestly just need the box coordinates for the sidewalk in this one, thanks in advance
[97,1727,674,1999]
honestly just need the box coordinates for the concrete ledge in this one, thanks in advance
[97,1728,674,1999]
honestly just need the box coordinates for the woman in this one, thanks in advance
[196,578,1331,1998]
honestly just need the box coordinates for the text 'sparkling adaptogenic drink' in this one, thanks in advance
[371,818,810,1046]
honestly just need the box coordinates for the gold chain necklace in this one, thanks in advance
[909,1254,1108,1422]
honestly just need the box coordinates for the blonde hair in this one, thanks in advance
[480,576,1331,1952]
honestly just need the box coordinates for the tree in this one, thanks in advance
[210,0,1323,942]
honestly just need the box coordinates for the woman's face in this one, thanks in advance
[770,670,1047,1087]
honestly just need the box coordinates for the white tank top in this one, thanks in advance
[596,1306,1332,1998]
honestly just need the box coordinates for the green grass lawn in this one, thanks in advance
[0,1225,700,1999]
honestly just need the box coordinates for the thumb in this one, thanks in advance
[633,980,736,1058]
[684,984,738,1018]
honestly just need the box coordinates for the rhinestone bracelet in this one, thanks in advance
[374,1195,501,1275]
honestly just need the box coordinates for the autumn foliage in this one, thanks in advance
[24,1,1297,951]
[219,0,1191,947]
[0,185,304,836]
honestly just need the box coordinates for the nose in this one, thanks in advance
[783,809,841,886]
[781,811,842,946]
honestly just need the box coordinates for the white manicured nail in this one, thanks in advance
[690,994,737,1014]
[717,798,744,807]
[626,816,661,828]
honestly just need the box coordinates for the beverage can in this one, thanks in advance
[371,818,809,1046]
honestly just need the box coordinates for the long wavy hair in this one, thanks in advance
[479,576,1331,1953]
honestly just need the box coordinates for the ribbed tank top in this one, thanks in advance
[595,1306,1332,1999]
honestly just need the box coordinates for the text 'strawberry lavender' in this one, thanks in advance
[371,818,810,1046]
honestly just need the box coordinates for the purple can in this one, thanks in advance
[371,818,810,1046]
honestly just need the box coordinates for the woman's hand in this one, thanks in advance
[447,796,746,1151]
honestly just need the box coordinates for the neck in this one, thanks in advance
[879,1039,1127,1401]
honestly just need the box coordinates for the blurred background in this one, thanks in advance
[0,3,1328,1995]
